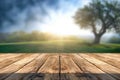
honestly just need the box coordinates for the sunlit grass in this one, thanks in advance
[0,40,120,53]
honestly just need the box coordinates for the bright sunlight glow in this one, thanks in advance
[40,11,81,36]
[34,0,91,37]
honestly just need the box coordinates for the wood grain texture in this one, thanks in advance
[0,53,120,80]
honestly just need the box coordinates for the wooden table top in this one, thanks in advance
[0,53,120,80]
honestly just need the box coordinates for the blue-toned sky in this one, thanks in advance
[0,0,90,33]
[0,0,118,39]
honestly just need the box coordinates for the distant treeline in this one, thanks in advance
[0,31,80,43]
[0,31,120,43]
[108,37,120,44]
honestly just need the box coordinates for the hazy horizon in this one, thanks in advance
[0,0,119,40]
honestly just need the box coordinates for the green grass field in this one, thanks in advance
[0,40,120,53]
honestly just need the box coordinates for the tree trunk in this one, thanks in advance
[93,35,102,44]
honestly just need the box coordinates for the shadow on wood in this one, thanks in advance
[0,73,120,80]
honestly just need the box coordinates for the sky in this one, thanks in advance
[0,0,91,36]
[0,0,119,39]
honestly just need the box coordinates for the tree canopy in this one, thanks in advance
[74,0,120,44]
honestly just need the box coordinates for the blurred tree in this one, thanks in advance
[74,0,120,44]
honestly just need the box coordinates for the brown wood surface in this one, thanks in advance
[0,53,120,80]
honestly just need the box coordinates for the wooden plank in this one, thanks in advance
[87,54,120,69]
[37,54,59,80]
[0,54,39,80]
[80,54,120,80]
[0,54,22,62]
[72,54,116,80]
[0,53,120,80]
[102,54,120,58]
[60,54,85,80]
[0,54,17,57]
[4,54,49,80]
[0,54,31,69]
[23,54,49,80]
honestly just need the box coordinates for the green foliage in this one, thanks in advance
[74,0,120,30]
[0,40,120,53]
[108,36,120,43]
[74,0,120,44]
[0,31,83,43]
